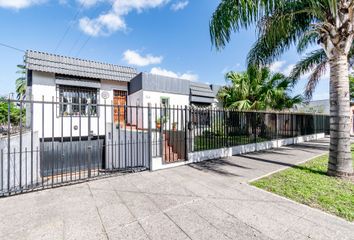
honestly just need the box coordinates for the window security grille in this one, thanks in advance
[57,85,99,117]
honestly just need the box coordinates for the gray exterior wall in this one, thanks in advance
[129,73,190,95]
[129,73,144,95]
[129,73,221,105]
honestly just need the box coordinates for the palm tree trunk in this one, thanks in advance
[328,55,353,177]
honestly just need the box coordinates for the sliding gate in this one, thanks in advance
[0,100,152,196]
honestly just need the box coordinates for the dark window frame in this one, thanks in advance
[160,96,170,118]
[56,85,100,118]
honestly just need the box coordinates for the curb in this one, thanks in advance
[247,184,354,225]
[247,152,354,225]
[248,152,328,183]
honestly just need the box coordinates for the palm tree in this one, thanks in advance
[15,64,26,100]
[218,67,302,110]
[210,0,354,177]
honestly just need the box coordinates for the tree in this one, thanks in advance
[15,64,26,100]
[210,0,354,177]
[350,75,354,100]
[0,101,23,126]
[218,67,302,110]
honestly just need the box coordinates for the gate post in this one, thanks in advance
[147,104,153,171]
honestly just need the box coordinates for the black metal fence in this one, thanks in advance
[189,108,329,152]
[0,98,329,196]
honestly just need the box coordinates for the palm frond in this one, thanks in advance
[288,49,328,84]
[247,0,317,66]
[210,0,286,50]
[297,31,319,53]
[304,60,328,99]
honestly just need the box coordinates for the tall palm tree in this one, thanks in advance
[210,0,354,177]
[15,64,26,100]
[218,67,302,110]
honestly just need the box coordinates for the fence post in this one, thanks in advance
[313,115,317,137]
[160,104,164,161]
[253,112,257,144]
[275,113,279,140]
[184,106,189,161]
[148,104,153,171]
[7,96,11,194]
[225,110,229,147]
[19,99,23,191]
[30,94,34,187]
[291,114,294,138]
[87,101,92,178]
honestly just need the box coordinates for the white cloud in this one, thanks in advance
[150,67,198,81]
[221,63,241,74]
[77,0,102,8]
[0,0,44,9]
[123,50,163,66]
[170,1,188,11]
[79,12,126,36]
[282,64,295,76]
[269,61,286,73]
[79,0,170,36]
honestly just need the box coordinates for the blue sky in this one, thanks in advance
[0,0,329,100]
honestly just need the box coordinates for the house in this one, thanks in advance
[25,50,138,138]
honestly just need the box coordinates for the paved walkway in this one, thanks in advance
[0,138,353,240]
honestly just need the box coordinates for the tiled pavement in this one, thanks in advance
[0,138,353,240]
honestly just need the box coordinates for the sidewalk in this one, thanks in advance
[0,138,353,240]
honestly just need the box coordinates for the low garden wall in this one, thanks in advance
[150,133,325,171]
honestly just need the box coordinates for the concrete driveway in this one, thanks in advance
[0,138,353,240]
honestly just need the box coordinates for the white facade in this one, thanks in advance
[28,71,128,138]
[128,89,190,129]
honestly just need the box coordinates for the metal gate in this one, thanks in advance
[0,99,153,196]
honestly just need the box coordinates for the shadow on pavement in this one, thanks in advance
[240,155,327,176]
[188,158,248,177]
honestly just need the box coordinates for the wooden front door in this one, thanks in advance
[113,90,127,123]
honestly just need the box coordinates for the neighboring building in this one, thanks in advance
[128,72,221,128]
[294,99,354,135]
[293,99,330,114]
[129,72,220,108]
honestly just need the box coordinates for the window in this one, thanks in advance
[161,97,169,117]
[58,85,99,117]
